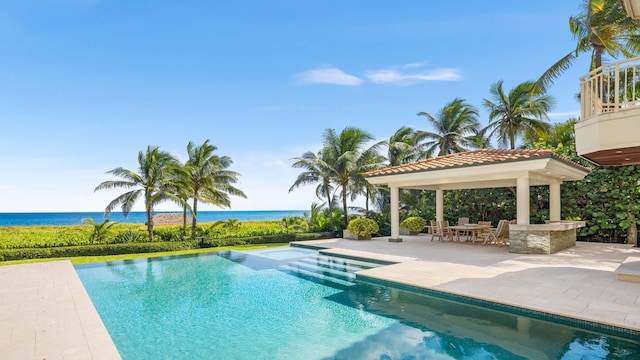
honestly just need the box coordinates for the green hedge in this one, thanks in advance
[0,241,196,261]
[198,232,335,248]
[0,232,336,261]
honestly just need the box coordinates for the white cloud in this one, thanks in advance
[365,62,462,85]
[296,66,363,86]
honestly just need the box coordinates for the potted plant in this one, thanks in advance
[401,216,427,235]
[345,217,379,240]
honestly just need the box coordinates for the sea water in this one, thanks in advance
[0,210,305,226]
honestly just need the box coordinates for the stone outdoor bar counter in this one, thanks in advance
[509,221,586,254]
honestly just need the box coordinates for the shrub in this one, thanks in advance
[347,217,379,237]
[153,226,186,242]
[401,216,427,233]
[0,242,196,261]
[198,232,334,248]
[113,229,148,243]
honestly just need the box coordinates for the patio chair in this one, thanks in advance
[481,220,509,246]
[457,217,470,240]
[435,220,454,242]
[477,221,492,237]
[430,220,438,241]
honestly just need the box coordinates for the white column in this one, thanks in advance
[389,185,402,242]
[516,177,530,225]
[436,189,444,221]
[549,182,561,222]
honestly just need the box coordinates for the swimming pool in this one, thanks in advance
[76,248,640,359]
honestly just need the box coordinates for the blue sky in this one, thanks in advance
[0,1,592,213]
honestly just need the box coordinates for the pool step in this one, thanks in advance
[279,264,356,288]
[279,254,383,289]
[297,257,369,274]
[316,255,381,270]
[287,260,355,282]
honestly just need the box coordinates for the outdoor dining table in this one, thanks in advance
[448,224,491,243]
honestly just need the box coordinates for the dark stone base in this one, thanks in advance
[388,237,403,243]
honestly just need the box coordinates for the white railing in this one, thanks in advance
[580,57,640,119]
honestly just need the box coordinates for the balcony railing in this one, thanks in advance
[580,57,640,119]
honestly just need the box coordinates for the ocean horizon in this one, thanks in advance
[0,210,306,226]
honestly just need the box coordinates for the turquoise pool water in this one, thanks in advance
[76,248,640,359]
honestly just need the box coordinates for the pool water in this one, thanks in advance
[76,248,640,359]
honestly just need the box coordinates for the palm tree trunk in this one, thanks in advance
[325,187,336,229]
[342,186,349,229]
[510,132,516,150]
[146,206,154,242]
[594,46,603,70]
[182,204,187,233]
[365,188,370,212]
[191,198,198,238]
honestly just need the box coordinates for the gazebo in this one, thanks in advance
[363,149,592,254]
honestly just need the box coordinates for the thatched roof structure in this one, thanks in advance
[148,213,193,226]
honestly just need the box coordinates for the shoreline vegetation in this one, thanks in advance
[0,218,334,262]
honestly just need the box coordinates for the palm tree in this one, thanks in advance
[383,126,423,166]
[416,98,481,156]
[322,127,378,229]
[533,0,640,94]
[95,146,181,241]
[167,164,193,234]
[185,140,246,237]
[483,80,555,149]
[82,218,118,244]
[523,117,578,150]
[349,144,385,212]
[289,150,337,229]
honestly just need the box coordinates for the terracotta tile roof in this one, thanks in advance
[363,149,591,177]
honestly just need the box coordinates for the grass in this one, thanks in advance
[0,243,289,266]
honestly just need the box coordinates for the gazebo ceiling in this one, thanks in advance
[364,149,591,190]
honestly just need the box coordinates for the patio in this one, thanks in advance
[291,234,640,333]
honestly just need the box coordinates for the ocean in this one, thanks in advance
[0,210,306,226]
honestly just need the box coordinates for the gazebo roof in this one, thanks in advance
[149,213,193,226]
[364,149,591,190]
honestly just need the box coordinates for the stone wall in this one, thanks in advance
[509,226,577,254]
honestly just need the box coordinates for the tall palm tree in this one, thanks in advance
[533,0,640,94]
[349,145,385,212]
[483,80,555,149]
[416,98,481,156]
[167,163,193,234]
[289,150,337,229]
[95,146,181,241]
[383,126,424,166]
[185,140,246,237]
[322,127,378,228]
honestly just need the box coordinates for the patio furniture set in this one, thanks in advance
[430,218,510,246]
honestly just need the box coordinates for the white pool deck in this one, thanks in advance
[292,235,640,334]
[2,237,640,359]
[0,261,120,360]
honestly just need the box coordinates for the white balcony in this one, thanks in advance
[577,57,640,165]
[621,0,640,19]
